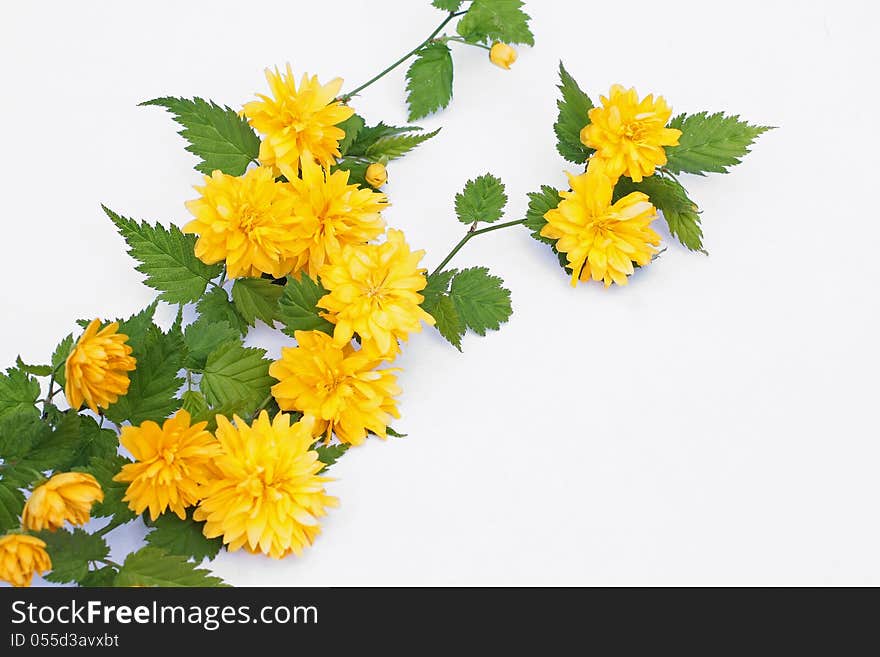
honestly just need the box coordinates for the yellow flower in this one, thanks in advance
[489,43,517,70]
[243,64,354,178]
[318,229,435,356]
[580,85,682,182]
[270,330,401,445]
[365,162,388,188]
[114,409,221,521]
[541,162,660,287]
[194,412,338,559]
[0,534,51,587]
[286,158,388,278]
[184,166,307,279]
[65,319,136,414]
[22,473,103,532]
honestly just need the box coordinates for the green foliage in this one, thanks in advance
[432,0,463,10]
[142,96,260,176]
[523,184,559,244]
[116,301,159,352]
[422,269,456,311]
[105,324,184,426]
[60,412,119,470]
[428,293,465,350]
[456,0,534,46]
[80,567,118,587]
[14,357,52,377]
[180,390,209,419]
[277,274,335,337]
[315,444,350,470]
[362,128,440,161]
[406,42,454,121]
[0,481,25,532]
[665,112,772,176]
[200,342,274,415]
[0,366,40,420]
[231,278,282,327]
[115,546,227,587]
[104,206,222,304]
[197,287,249,336]
[554,62,594,164]
[40,529,110,584]
[145,511,223,562]
[50,334,74,388]
[337,114,366,156]
[80,455,137,527]
[184,318,239,370]
[455,174,507,224]
[331,158,369,187]
[615,175,705,252]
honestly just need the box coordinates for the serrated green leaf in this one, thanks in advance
[665,112,772,176]
[50,334,74,388]
[554,62,594,164]
[314,443,349,470]
[523,185,560,244]
[197,287,249,336]
[66,413,119,469]
[14,357,52,377]
[231,278,282,327]
[364,128,440,160]
[331,158,369,187]
[430,294,465,350]
[80,566,118,587]
[277,275,335,337]
[0,482,25,532]
[40,529,109,584]
[0,367,40,421]
[142,96,260,176]
[346,122,422,157]
[200,343,274,415]
[457,0,535,46]
[104,206,222,304]
[615,176,705,252]
[184,319,239,371]
[455,173,507,224]
[449,267,512,336]
[433,0,463,10]
[180,390,209,419]
[116,302,159,355]
[115,546,227,587]
[105,324,184,426]
[78,455,136,527]
[386,426,407,438]
[406,42,454,121]
[145,511,222,562]
[337,114,365,156]
[422,269,456,310]
[0,412,51,486]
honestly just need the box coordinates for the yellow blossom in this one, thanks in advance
[541,162,660,287]
[22,473,104,532]
[194,412,338,559]
[65,319,136,414]
[184,166,308,279]
[318,229,435,356]
[580,85,682,182]
[270,330,401,445]
[243,64,354,178]
[286,158,388,278]
[365,162,388,188]
[489,43,517,70]
[0,534,51,587]
[114,409,221,521]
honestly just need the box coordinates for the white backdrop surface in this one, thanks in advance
[1,0,878,585]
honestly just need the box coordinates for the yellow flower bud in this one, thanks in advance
[489,43,517,70]
[365,162,388,188]
[22,472,104,532]
[0,534,51,587]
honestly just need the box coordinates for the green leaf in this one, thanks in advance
[115,546,227,587]
[0,482,25,533]
[331,158,369,187]
[105,325,184,426]
[615,176,705,253]
[0,367,40,420]
[665,112,772,176]
[116,302,159,355]
[456,0,535,46]
[455,173,507,224]
[50,334,74,388]
[40,529,109,584]
[200,342,274,415]
[104,206,222,304]
[80,566,118,587]
[184,319,239,370]
[433,0,463,10]
[79,455,137,527]
[405,42,454,121]
[449,267,512,336]
[422,269,456,311]
[66,414,119,469]
[430,294,465,350]
[314,443,349,470]
[346,122,423,157]
[364,128,440,160]
[141,96,260,176]
[146,511,222,562]
[386,426,407,438]
[197,287,249,336]
[554,62,594,164]
[523,185,560,244]
[337,114,366,156]
[277,275,335,337]
[231,278,282,327]
[0,412,53,487]
[180,390,209,419]
[14,357,52,377]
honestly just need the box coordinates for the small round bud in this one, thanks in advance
[365,162,388,188]
[489,43,517,70]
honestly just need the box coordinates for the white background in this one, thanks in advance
[2,0,878,586]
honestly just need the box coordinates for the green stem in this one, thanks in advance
[250,393,274,420]
[446,36,491,51]
[432,218,527,276]
[99,558,123,569]
[341,10,468,101]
